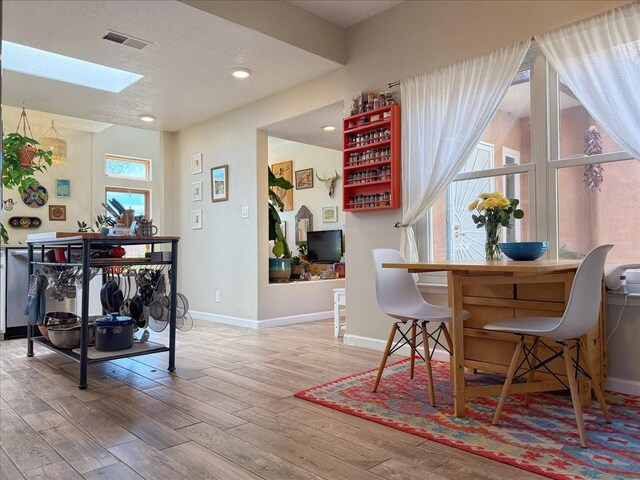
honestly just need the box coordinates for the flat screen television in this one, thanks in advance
[307,229,343,264]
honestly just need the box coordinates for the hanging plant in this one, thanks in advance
[583,125,604,191]
[1,107,53,244]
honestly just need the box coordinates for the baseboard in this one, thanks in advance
[605,377,640,396]
[343,333,451,362]
[190,310,333,329]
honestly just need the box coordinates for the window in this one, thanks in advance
[550,74,637,265]
[105,187,150,219]
[105,154,150,180]
[417,45,637,275]
[424,65,534,262]
[105,187,150,258]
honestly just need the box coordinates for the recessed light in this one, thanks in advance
[139,114,155,122]
[231,68,252,79]
[2,41,143,93]
[321,125,336,132]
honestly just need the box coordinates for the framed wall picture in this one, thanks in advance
[210,164,229,202]
[295,168,313,190]
[322,206,338,223]
[191,181,203,201]
[271,160,293,211]
[55,179,70,197]
[191,153,203,174]
[191,209,203,229]
[49,205,66,221]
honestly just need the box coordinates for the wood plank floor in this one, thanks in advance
[0,319,545,480]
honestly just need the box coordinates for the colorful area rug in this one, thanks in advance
[295,359,640,480]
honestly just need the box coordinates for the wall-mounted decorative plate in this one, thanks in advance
[8,216,42,228]
[21,183,49,208]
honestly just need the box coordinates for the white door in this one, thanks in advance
[446,142,494,260]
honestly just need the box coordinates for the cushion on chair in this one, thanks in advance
[483,316,562,335]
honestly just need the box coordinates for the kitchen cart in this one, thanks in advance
[26,235,179,389]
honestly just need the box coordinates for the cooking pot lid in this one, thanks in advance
[96,314,134,326]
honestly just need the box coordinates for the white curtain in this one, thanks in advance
[536,2,640,160]
[399,39,530,261]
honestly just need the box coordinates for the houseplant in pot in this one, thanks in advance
[1,132,53,244]
[268,166,293,282]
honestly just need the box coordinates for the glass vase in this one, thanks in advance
[485,221,502,260]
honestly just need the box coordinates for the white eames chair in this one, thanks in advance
[484,244,613,448]
[372,249,471,407]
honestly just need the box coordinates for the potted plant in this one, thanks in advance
[268,166,293,283]
[298,242,308,261]
[1,132,53,244]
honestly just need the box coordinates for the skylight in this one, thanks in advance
[2,41,143,93]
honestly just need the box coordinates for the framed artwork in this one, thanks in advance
[210,164,229,202]
[191,209,202,229]
[191,181,203,201]
[271,160,293,211]
[322,206,338,223]
[295,168,314,190]
[49,205,66,221]
[56,179,71,197]
[191,153,203,174]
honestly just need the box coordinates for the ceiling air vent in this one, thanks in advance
[102,31,150,50]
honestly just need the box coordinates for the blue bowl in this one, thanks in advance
[499,241,549,261]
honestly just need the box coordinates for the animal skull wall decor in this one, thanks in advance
[316,170,340,198]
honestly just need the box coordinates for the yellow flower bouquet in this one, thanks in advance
[469,192,524,260]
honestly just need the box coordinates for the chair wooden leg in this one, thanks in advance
[564,343,588,448]
[421,321,436,407]
[493,337,524,425]
[525,338,540,406]
[410,321,417,379]
[578,339,611,423]
[373,323,397,392]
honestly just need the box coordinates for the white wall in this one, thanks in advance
[92,125,163,231]
[1,108,164,245]
[173,0,630,330]
[268,139,344,256]
[1,110,94,244]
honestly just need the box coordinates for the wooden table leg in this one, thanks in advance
[448,271,466,417]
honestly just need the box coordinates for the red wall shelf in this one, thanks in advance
[342,104,401,212]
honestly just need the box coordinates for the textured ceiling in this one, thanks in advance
[266,102,344,151]
[288,0,404,28]
[2,0,342,132]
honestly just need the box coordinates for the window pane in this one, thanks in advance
[558,80,625,159]
[557,160,640,263]
[465,69,532,173]
[430,172,531,261]
[105,156,150,180]
[105,190,147,218]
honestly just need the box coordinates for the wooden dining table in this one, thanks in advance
[382,259,604,418]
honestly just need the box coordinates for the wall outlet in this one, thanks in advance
[215,291,221,303]
[241,206,249,218]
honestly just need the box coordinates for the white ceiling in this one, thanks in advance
[288,0,404,28]
[1,0,407,142]
[266,102,345,151]
[3,105,112,134]
[2,0,345,132]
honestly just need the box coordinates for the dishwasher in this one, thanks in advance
[4,247,76,339]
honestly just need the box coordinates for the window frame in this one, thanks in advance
[545,65,635,259]
[418,44,636,284]
[105,154,152,181]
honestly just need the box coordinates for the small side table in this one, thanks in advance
[333,288,346,337]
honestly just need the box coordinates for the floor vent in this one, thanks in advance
[103,31,149,50]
